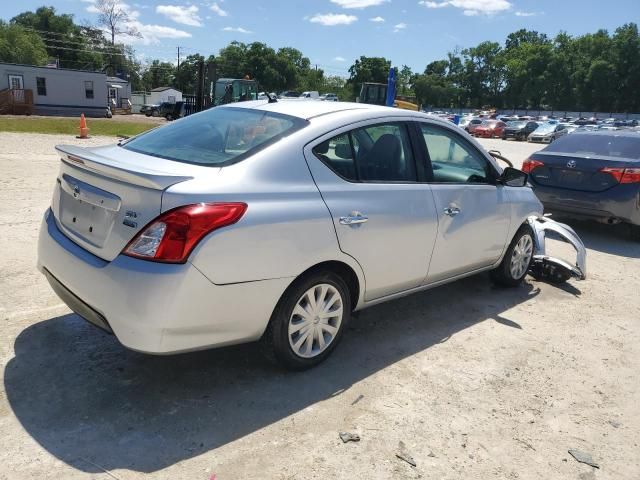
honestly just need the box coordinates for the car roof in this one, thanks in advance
[221,99,424,121]
[573,129,640,138]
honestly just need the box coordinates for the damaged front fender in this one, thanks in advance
[527,215,587,283]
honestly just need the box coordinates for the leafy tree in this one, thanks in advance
[141,60,175,90]
[398,65,412,94]
[347,56,393,99]
[0,21,49,65]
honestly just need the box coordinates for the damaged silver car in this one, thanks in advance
[38,101,586,369]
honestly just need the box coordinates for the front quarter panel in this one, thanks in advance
[507,186,544,239]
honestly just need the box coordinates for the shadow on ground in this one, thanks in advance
[5,274,539,474]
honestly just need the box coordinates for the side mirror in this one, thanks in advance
[499,167,528,187]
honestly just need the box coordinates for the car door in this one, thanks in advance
[304,121,438,301]
[417,122,512,284]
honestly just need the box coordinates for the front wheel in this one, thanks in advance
[491,226,535,287]
[263,271,351,370]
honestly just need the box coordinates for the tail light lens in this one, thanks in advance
[522,159,544,174]
[600,167,640,184]
[123,203,247,263]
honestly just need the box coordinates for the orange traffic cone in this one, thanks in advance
[78,113,89,139]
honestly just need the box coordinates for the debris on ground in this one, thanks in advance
[568,449,600,469]
[396,441,417,467]
[339,432,360,443]
[608,419,621,428]
[351,394,364,406]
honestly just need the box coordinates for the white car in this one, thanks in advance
[38,100,586,369]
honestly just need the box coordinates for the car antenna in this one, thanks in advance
[266,93,278,103]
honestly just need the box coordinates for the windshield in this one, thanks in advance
[535,124,556,134]
[507,121,526,128]
[123,107,307,166]
[545,134,640,159]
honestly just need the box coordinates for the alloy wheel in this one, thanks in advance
[510,234,533,279]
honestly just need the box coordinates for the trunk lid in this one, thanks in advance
[529,151,635,193]
[51,144,202,261]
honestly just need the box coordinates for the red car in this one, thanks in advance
[473,120,507,138]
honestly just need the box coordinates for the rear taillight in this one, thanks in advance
[123,203,247,263]
[600,167,640,184]
[522,159,544,174]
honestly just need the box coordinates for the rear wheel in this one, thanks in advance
[491,226,535,287]
[263,271,351,370]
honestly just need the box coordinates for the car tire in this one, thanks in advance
[490,226,535,287]
[263,270,351,370]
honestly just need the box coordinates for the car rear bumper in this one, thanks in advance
[502,131,523,139]
[533,184,640,225]
[37,209,292,354]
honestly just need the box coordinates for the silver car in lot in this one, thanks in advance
[528,123,569,143]
[38,100,584,369]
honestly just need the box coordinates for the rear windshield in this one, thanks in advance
[123,107,307,166]
[545,133,640,159]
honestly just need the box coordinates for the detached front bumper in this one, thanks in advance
[37,209,292,354]
[528,215,587,281]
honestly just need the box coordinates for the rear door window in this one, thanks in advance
[312,122,417,183]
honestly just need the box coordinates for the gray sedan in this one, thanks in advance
[38,100,585,369]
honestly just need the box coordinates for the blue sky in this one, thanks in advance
[3,0,638,76]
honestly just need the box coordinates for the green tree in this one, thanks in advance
[141,60,175,90]
[0,21,49,65]
[347,56,392,99]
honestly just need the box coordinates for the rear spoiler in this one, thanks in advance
[55,145,193,190]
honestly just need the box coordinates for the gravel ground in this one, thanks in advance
[0,132,639,480]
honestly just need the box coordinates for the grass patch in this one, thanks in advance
[0,117,156,137]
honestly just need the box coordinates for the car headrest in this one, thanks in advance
[335,143,352,159]
[316,141,330,154]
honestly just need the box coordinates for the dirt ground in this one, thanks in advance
[0,132,639,480]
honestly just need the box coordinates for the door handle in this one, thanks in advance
[339,212,369,225]
[444,206,461,217]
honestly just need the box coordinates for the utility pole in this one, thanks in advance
[177,46,181,91]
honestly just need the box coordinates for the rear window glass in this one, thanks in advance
[545,133,640,159]
[123,107,307,166]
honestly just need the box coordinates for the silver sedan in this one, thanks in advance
[38,100,583,369]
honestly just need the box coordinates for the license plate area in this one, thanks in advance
[557,169,584,186]
[58,175,121,247]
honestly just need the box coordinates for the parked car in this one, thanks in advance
[320,93,339,101]
[38,101,583,369]
[158,101,186,121]
[278,91,300,98]
[473,120,507,138]
[528,123,569,143]
[465,118,484,134]
[502,121,539,141]
[140,104,160,116]
[523,131,640,239]
[299,91,320,99]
